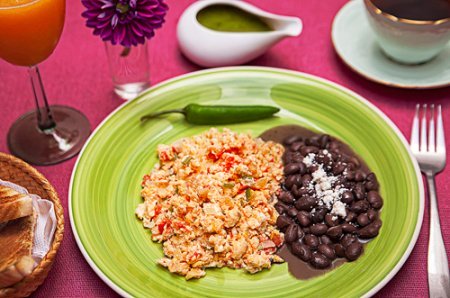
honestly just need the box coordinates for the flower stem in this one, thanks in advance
[120,47,131,57]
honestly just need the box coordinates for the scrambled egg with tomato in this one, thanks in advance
[136,128,285,279]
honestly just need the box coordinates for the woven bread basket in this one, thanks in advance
[0,152,64,298]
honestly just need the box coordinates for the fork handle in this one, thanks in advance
[426,173,450,298]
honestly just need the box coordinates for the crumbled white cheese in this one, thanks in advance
[303,150,348,218]
[331,201,346,218]
[303,153,316,166]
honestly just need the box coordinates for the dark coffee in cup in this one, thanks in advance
[370,0,450,21]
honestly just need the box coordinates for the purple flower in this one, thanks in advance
[82,0,168,47]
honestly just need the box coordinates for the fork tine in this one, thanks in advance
[429,104,436,152]
[420,104,427,152]
[437,105,446,154]
[411,104,420,152]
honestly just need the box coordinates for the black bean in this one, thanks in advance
[345,211,357,222]
[329,141,340,150]
[301,174,312,187]
[345,170,356,181]
[284,163,300,175]
[318,244,336,260]
[284,135,303,146]
[345,241,363,261]
[357,219,382,239]
[372,219,382,229]
[296,211,312,227]
[351,200,370,214]
[353,183,366,200]
[301,146,319,156]
[365,180,379,191]
[354,170,367,182]
[310,252,331,269]
[319,135,330,149]
[326,226,343,239]
[308,165,319,173]
[341,191,354,204]
[287,207,298,218]
[291,184,301,198]
[334,244,346,258]
[367,191,383,209]
[298,162,307,175]
[335,176,347,187]
[298,187,311,197]
[320,235,332,245]
[284,151,303,164]
[297,227,305,240]
[310,223,328,236]
[331,150,342,157]
[291,242,312,261]
[340,234,358,248]
[341,223,357,233]
[325,214,339,227]
[315,154,328,165]
[329,152,340,161]
[290,142,304,152]
[306,137,320,147]
[341,154,350,163]
[332,163,346,175]
[311,212,324,224]
[295,196,316,211]
[349,157,361,168]
[367,209,378,221]
[276,215,292,229]
[279,191,295,204]
[366,172,377,182]
[304,234,319,249]
[285,224,299,243]
[274,202,288,214]
[357,213,370,227]
[284,175,297,189]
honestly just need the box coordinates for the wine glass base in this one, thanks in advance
[7,105,91,166]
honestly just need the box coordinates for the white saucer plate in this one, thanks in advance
[332,0,450,89]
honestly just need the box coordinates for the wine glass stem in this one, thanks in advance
[28,65,56,131]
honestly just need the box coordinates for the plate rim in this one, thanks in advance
[331,0,450,90]
[69,66,425,297]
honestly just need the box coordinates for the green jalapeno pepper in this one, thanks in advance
[141,104,280,125]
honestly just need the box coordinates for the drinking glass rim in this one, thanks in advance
[364,0,450,25]
[0,0,41,10]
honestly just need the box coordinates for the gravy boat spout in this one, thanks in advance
[177,0,302,67]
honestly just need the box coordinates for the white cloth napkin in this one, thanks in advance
[0,179,57,265]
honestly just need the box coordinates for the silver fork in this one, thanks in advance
[411,104,449,298]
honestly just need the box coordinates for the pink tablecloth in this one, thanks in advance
[0,0,449,297]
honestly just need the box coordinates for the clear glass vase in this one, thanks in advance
[105,41,150,100]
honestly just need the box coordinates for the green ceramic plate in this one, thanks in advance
[70,67,424,298]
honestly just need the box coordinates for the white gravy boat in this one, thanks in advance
[177,0,302,67]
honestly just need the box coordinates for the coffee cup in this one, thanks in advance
[363,0,450,64]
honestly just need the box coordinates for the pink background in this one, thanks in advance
[0,0,449,297]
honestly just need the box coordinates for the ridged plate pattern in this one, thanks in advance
[70,67,423,298]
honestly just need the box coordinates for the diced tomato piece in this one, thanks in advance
[271,234,283,247]
[159,151,170,162]
[158,219,171,234]
[237,185,248,194]
[174,222,186,230]
[141,175,151,187]
[153,205,162,218]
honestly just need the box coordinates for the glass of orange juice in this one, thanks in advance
[0,0,90,165]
